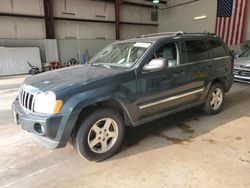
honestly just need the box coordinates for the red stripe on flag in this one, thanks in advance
[225,17,232,45]
[222,17,227,41]
[240,0,248,43]
[218,17,222,38]
[235,0,244,44]
[217,18,221,35]
[216,17,220,36]
[230,0,239,45]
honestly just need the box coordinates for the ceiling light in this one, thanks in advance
[153,0,160,4]
[193,15,207,20]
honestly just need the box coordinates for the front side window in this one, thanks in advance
[90,42,151,69]
[185,40,209,62]
[154,42,179,67]
[208,39,227,58]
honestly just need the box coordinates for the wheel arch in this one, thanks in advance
[203,76,229,101]
[211,76,230,92]
[70,98,133,141]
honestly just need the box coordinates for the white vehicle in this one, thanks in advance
[234,48,250,83]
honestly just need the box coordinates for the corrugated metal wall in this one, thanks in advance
[44,40,59,63]
[0,38,115,67]
[57,39,115,65]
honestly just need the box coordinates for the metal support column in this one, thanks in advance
[43,0,55,39]
[114,0,120,40]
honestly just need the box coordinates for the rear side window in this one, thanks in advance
[185,40,209,62]
[208,39,228,58]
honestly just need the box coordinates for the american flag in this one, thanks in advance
[215,0,248,45]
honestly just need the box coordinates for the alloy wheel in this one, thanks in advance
[210,88,223,110]
[87,118,119,154]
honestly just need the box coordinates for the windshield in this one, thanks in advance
[90,42,151,68]
[240,48,250,57]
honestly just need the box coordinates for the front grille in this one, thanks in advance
[233,69,239,75]
[19,89,36,111]
[240,70,250,77]
[233,69,250,76]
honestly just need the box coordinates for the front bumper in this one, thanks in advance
[12,98,64,149]
[234,75,250,83]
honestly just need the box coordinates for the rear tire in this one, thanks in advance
[203,83,225,114]
[75,108,125,161]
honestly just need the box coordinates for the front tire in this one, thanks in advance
[203,83,225,114]
[75,108,125,161]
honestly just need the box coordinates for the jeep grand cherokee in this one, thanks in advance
[12,32,234,161]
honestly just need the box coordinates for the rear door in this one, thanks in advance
[207,37,231,77]
[181,37,210,103]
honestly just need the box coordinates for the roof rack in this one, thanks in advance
[183,32,216,35]
[138,31,215,38]
[139,31,184,38]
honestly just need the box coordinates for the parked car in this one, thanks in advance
[12,32,234,161]
[233,48,250,83]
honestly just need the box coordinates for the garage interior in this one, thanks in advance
[1,0,250,187]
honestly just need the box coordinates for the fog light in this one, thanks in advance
[34,123,45,135]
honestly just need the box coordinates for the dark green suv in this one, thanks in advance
[12,32,234,161]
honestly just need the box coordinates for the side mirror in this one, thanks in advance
[143,58,167,72]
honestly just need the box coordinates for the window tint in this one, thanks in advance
[208,39,227,58]
[154,42,179,67]
[185,40,209,62]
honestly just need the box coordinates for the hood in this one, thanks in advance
[235,57,250,69]
[24,65,123,92]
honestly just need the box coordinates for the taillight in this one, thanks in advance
[229,50,235,72]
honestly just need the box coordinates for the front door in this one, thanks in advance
[136,40,190,120]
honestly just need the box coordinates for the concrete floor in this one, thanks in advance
[0,75,250,188]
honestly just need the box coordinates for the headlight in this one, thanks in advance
[34,91,63,114]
